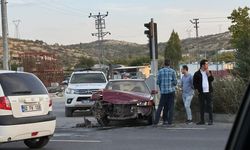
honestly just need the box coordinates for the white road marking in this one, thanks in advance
[165,128,206,130]
[51,140,101,143]
[53,133,72,137]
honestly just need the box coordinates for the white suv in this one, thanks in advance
[0,71,56,148]
[64,71,108,117]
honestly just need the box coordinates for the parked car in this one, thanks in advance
[0,70,56,149]
[64,70,108,117]
[91,79,157,126]
[225,82,250,150]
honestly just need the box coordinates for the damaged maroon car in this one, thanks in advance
[91,79,156,126]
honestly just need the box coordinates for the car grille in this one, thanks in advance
[74,89,99,95]
[76,97,91,101]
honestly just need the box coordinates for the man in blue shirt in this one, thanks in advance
[181,65,194,124]
[154,59,177,125]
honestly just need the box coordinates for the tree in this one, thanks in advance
[212,52,235,63]
[228,7,250,81]
[74,56,96,69]
[164,30,182,69]
[129,56,150,66]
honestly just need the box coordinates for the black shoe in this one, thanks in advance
[208,121,213,125]
[196,121,205,125]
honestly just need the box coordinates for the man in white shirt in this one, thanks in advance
[193,59,214,125]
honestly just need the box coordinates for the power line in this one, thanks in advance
[199,17,228,20]
[200,20,231,23]
[38,2,86,18]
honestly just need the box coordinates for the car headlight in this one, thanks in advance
[65,88,76,94]
[137,101,148,106]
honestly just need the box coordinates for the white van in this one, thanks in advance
[0,71,56,148]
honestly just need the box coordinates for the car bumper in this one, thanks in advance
[0,120,56,143]
[0,112,56,125]
[64,94,95,108]
[107,106,153,121]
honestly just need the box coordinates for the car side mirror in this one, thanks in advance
[151,90,158,95]
[62,80,69,86]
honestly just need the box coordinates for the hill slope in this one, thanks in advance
[0,32,232,69]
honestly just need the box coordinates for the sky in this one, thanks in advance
[4,0,250,45]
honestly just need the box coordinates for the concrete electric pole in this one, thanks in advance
[190,18,202,59]
[89,12,110,67]
[190,18,199,38]
[1,0,9,70]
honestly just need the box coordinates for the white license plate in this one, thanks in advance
[21,104,41,112]
[82,100,90,103]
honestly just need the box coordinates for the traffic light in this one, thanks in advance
[144,22,153,38]
[144,22,158,59]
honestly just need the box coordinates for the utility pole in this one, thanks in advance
[1,0,9,70]
[89,12,110,67]
[190,18,199,38]
[190,18,202,60]
[13,19,21,39]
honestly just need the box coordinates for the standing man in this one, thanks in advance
[193,59,214,125]
[154,59,177,126]
[181,65,194,124]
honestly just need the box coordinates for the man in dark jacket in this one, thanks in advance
[193,59,214,125]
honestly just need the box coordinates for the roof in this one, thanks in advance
[114,66,147,70]
[72,70,105,74]
[109,79,145,82]
[0,70,20,74]
[0,70,32,74]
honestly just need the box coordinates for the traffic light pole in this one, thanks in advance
[150,19,158,95]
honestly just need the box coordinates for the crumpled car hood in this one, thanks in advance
[102,89,151,104]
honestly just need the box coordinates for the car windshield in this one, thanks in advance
[0,73,47,96]
[70,73,106,83]
[106,80,150,94]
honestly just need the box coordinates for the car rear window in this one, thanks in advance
[0,73,47,96]
[70,73,107,83]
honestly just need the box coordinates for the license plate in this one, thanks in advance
[82,100,90,103]
[21,104,41,112]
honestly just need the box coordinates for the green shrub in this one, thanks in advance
[212,77,246,114]
[175,77,247,114]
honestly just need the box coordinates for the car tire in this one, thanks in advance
[24,136,50,149]
[95,108,110,126]
[147,106,156,125]
[93,102,109,126]
[65,107,73,117]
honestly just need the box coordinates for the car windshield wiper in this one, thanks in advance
[12,90,32,94]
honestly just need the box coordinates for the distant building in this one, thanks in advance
[218,49,236,54]
[179,62,235,78]
[113,65,151,79]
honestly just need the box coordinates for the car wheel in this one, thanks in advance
[24,136,50,149]
[147,106,156,125]
[65,107,73,117]
[94,108,109,126]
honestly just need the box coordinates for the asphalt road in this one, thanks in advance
[0,97,233,150]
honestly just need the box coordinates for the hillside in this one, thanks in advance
[0,32,232,69]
